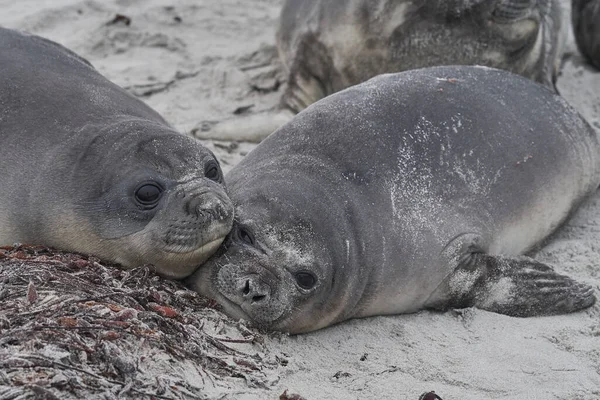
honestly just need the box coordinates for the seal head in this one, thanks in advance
[193,168,373,333]
[66,119,235,278]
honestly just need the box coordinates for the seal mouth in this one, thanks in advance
[214,292,291,330]
[163,236,224,255]
[163,235,226,256]
[213,293,253,322]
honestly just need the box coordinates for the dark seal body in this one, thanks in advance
[572,0,600,69]
[197,0,566,142]
[278,0,565,112]
[190,65,600,333]
[0,28,234,278]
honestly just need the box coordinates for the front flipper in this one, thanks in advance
[430,254,596,317]
[282,33,340,113]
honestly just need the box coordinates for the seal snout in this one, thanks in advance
[216,262,287,325]
[185,191,232,222]
[155,183,234,262]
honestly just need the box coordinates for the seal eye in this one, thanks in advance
[236,226,255,246]
[205,161,221,182]
[135,184,162,206]
[295,271,317,290]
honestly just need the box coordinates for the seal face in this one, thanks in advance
[572,0,600,69]
[278,0,566,112]
[0,28,234,279]
[189,66,600,334]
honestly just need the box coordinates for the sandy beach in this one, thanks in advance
[1,0,599,399]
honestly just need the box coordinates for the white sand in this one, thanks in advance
[1,1,599,399]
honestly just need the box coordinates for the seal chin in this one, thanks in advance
[217,293,291,330]
[157,235,226,278]
[164,236,224,255]
[217,294,271,324]
[163,236,225,279]
[107,233,227,279]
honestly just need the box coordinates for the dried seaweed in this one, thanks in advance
[0,245,276,399]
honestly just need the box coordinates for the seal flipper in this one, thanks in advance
[194,110,293,143]
[282,33,340,113]
[431,254,596,317]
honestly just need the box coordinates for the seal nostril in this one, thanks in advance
[240,277,269,304]
[252,294,266,303]
[216,203,227,219]
[196,204,218,220]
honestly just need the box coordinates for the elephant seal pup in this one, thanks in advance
[572,0,600,69]
[198,0,566,142]
[189,65,600,334]
[0,28,234,279]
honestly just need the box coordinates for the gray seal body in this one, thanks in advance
[572,0,600,69]
[190,65,600,333]
[198,0,566,142]
[0,28,234,278]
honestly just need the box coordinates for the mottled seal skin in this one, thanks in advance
[572,0,600,69]
[278,0,565,112]
[197,0,565,142]
[0,28,234,279]
[190,66,600,334]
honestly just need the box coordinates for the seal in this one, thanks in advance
[277,0,565,112]
[572,0,600,69]
[0,27,234,279]
[198,0,566,142]
[189,65,600,334]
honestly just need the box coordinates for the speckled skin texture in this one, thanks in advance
[0,27,234,278]
[572,0,600,69]
[190,66,600,333]
[278,0,566,112]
